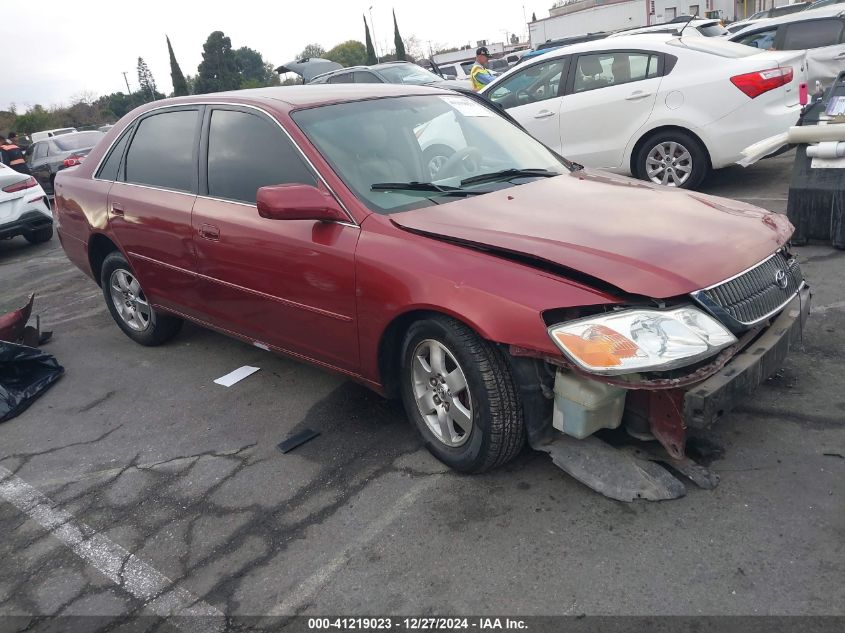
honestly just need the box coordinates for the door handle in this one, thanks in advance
[625,91,652,101]
[533,110,556,119]
[111,203,124,217]
[199,223,220,241]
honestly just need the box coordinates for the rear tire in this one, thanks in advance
[24,226,53,244]
[635,130,709,190]
[400,315,525,473]
[100,251,182,346]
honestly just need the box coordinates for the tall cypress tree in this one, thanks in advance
[136,57,157,100]
[393,10,406,61]
[166,36,190,96]
[363,15,377,64]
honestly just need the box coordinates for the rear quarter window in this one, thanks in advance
[96,127,133,181]
[123,109,198,192]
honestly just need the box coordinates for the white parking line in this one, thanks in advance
[268,474,441,616]
[0,466,224,632]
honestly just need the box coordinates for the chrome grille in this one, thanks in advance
[693,251,804,329]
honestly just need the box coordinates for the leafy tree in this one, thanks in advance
[195,31,241,94]
[137,57,157,99]
[298,43,325,60]
[235,46,279,88]
[325,40,368,68]
[13,105,53,135]
[167,36,190,96]
[0,110,16,137]
[393,10,406,61]
[363,15,377,64]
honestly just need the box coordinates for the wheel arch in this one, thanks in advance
[629,125,712,179]
[377,307,498,399]
[87,232,121,286]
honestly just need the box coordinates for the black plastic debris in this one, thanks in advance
[278,428,320,454]
[0,342,64,423]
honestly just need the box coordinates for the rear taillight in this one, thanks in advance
[2,176,38,193]
[63,154,85,167]
[730,67,793,99]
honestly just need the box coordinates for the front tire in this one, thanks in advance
[100,251,182,346]
[400,315,525,473]
[636,130,708,189]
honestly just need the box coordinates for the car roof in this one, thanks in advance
[127,84,452,115]
[729,4,845,36]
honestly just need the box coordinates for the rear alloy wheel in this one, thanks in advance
[637,131,708,189]
[100,251,182,346]
[400,315,525,473]
[24,226,53,244]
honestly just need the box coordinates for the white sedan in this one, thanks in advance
[481,34,807,188]
[0,163,53,244]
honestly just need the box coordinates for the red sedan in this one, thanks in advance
[54,85,809,497]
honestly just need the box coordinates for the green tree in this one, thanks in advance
[363,15,377,64]
[325,40,368,68]
[167,36,190,96]
[235,46,279,88]
[137,57,157,99]
[298,43,325,59]
[14,105,54,135]
[195,31,241,94]
[393,10,406,61]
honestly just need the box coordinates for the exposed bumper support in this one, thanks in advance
[684,287,811,429]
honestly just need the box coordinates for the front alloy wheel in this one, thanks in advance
[411,339,473,447]
[400,315,525,473]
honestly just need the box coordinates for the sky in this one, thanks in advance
[1,0,550,111]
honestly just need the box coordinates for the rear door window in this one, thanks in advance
[33,143,48,159]
[353,71,382,83]
[123,109,199,192]
[573,52,658,93]
[781,19,845,49]
[736,28,777,50]
[327,73,354,84]
[205,108,316,204]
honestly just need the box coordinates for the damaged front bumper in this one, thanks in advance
[683,286,811,428]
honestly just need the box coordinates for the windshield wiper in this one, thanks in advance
[460,168,560,187]
[370,181,483,196]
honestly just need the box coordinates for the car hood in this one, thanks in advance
[390,169,793,299]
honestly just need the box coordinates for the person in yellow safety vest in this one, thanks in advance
[0,132,32,175]
[470,46,495,92]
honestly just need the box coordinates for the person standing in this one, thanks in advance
[470,46,495,92]
[0,132,32,175]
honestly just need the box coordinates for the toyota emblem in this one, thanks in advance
[774,269,789,289]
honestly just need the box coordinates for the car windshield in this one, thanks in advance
[292,94,569,214]
[378,64,443,85]
[53,131,104,151]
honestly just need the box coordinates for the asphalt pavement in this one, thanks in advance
[0,152,843,626]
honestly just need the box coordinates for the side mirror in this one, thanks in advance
[256,184,347,222]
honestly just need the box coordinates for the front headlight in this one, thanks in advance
[548,306,737,376]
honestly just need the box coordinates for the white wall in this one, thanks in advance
[529,2,644,46]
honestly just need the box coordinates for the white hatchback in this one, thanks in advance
[481,34,807,188]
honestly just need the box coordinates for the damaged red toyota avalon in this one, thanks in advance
[54,85,810,499]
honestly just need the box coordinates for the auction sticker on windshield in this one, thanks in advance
[439,95,492,117]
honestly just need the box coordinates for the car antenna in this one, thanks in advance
[678,13,697,37]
